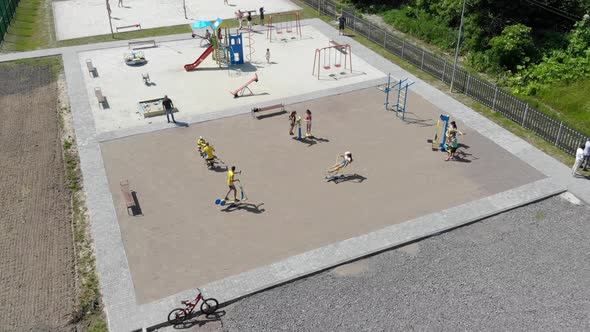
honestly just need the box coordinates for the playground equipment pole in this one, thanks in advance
[183,0,187,19]
[449,0,466,92]
[106,0,114,37]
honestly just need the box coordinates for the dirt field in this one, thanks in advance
[0,62,76,331]
[101,87,545,303]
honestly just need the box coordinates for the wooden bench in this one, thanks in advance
[120,180,137,216]
[128,39,157,50]
[329,40,348,54]
[117,23,142,33]
[86,59,98,77]
[94,87,108,109]
[251,104,285,119]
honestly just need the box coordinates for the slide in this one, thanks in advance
[184,45,215,71]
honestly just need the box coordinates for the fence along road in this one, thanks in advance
[302,0,588,155]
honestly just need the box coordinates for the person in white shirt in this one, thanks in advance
[582,139,590,171]
[572,144,585,176]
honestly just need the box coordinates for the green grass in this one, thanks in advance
[1,0,55,51]
[535,78,590,137]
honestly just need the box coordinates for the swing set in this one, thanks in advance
[266,12,302,42]
[312,43,352,79]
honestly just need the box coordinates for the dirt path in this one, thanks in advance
[0,62,75,331]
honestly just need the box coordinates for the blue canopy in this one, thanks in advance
[191,20,212,29]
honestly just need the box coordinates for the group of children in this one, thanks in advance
[197,136,244,202]
[234,7,265,30]
[197,136,219,168]
[288,109,313,138]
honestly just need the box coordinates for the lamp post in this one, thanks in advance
[450,0,466,92]
[183,0,187,19]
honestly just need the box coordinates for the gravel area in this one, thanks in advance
[218,194,590,332]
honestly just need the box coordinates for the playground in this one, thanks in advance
[54,0,301,40]
[79,24,384,133]
[100,86,545,304]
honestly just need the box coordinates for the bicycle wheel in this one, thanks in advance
[201,298,219,314]
[167,308,187,325]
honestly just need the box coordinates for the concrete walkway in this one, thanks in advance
[1,19,587,332]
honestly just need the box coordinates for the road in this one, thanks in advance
[161,194,590,332]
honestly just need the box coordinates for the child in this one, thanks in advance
[224,166,240,201]
[288,111,297,135]
[202,142,216,167]
[327,152,353,174]
[265,48,271,64]
[445,134,459,161]
[247,11,253,30]
[197,136,206,156]
[236,10,243,30]
[304,109,312,137]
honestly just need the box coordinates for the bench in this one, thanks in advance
[117,23,142,33]
[120,180,137,216]
[251,104,285,119]
[128,39,157,50]
[86,59,98,77]
[329,40,348,54]
[94,87,108,109]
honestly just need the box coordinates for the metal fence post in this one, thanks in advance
[465,73,471,95]
[555,122,564,146]
[442,62,447,82]
[383,30,387,49]
[492,86,499,110]
[401,40,405,59]
[522,105,529,127]
[420,50,425,70]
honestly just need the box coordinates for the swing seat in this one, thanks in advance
[334,64,341,68]
[324,66,331,70]
[276,31,283,34]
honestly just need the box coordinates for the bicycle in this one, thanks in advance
[167,288,219,325]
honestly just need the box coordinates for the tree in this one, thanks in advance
[488,24,535,72]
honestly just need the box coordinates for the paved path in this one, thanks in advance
[218,194,590,332]
[2,18,589,332]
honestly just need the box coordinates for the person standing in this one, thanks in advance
[573,144,585,176]
[162,95,176,123]
[265,48,271,64]
[247,11,253,30]
[338,14,346,36]
[304,109,312,137]
[583,139,590,171]
[224,166,240,201]
[445,134,459,161]
[236,10,243,30]
[259,7,265,26]
[118,0,123,7]
[224,0,228,5]
[288,111,297,135]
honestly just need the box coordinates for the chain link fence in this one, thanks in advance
[300,0,588,155]
[0,0,19,44]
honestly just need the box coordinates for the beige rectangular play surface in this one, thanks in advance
[101,87,545,304]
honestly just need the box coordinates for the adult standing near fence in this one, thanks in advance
[338,13,346,36]
[572,144,585,176]
[583,139,590,171]
[162,95,176,123]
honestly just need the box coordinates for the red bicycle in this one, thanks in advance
[167,288,219,325]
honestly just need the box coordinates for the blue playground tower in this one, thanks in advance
[228,33,244,65]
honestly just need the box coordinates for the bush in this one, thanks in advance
[488,24,535,72]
